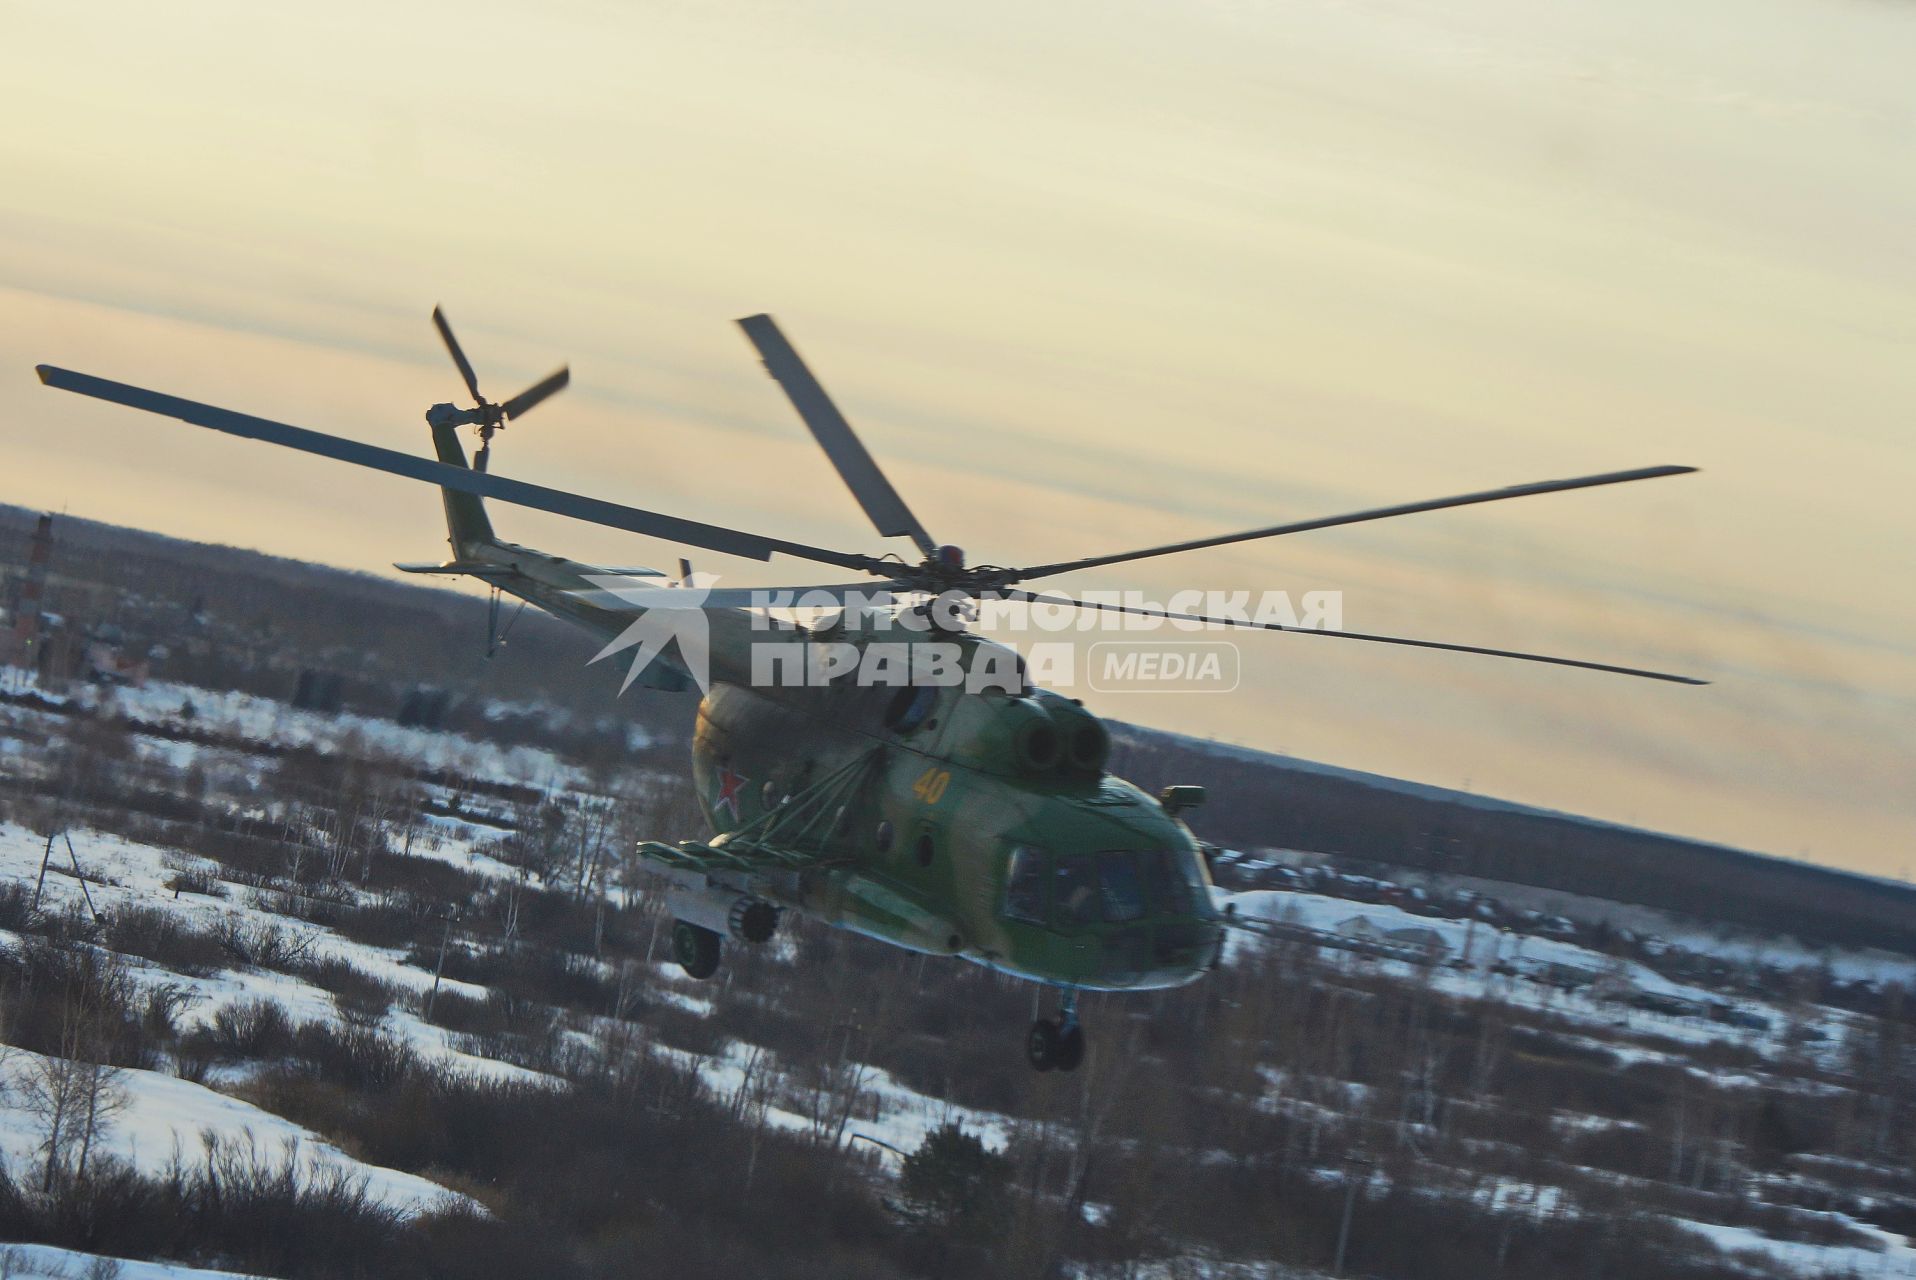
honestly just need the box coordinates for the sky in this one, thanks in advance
[1,0,1912,874]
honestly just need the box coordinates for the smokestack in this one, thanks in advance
[8,514,54,664]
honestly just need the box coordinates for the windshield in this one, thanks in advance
[1097,851,1146,922]
[1004,845,1217,927]
[1003,845,1048,924]
[1053,855,1102,925]
[1142,848,1190,914]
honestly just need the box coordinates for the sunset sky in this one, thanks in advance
[3,0,1912,874]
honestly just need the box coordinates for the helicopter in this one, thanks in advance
[35,308,1700,1072]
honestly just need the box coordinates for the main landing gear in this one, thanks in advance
[1026,988,1085,1073]
[668,898,779,981]
[672,920,722,979]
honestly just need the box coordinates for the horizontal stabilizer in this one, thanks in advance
[393,560,520,577]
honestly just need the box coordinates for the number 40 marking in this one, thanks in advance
[912,767,952,805]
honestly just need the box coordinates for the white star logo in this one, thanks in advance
[584,572,720,695]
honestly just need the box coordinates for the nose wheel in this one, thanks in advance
[1025,989,1086,1073]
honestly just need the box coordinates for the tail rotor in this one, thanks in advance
[426,305,570,472]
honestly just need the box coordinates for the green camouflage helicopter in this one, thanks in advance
[36,309,1700,1071]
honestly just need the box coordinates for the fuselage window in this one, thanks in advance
[884,685,937,733]
[1097,851,1146,922]
[1143,848,1190,915]
[1053,855,1102,926]
[1002,845,1049,924]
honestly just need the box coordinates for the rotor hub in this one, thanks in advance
[427,304,569,462]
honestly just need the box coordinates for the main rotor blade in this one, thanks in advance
[36,366,887,575]
[1003,589,1707,684]
[736,314,939,558]
[430,306,484,403]
[503,366,570,420]
[1010,465,1698,582]
[565,581,911,611]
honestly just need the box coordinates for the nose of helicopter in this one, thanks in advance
[1091,915,1226,989]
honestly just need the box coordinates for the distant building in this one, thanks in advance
[86,624,151,686]
[1335,915,1392,945]
[1531,962,1599,992]
[1385,926,1451,961]
[1334,916,1451,965]
[1630,991,1709,1019]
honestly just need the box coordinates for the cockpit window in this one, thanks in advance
[1002,846,1048,924]
[1053,855,1101,926]
[1097,851,1146,922]
[1180,849,1219,920]
[1142,849,1190,915]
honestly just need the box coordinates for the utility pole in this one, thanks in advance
[32,830,55,911]
[424,908,458,1020]
[32,831,101,920]
[1334,1152,1373,1277]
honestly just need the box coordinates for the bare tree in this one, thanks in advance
[16,955,130,1191]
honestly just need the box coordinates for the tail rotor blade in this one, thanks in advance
[431,305,484,404]
[503,366,570,420]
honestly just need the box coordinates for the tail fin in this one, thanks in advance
[429,420,495,554]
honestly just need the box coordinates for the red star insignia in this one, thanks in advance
[715,767,748,819]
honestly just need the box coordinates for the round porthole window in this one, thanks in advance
[914,832,935,867]
[884,685,937,733]
[874,820,894,853]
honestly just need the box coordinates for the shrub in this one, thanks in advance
[211,918,319,971]
[103,907,228,977]
[333,898,430,950]
[0,881,36,931]
[0,1137,410,1278]
[162,866,228,899]
[289,1021,422,1091]
[0,938,156,1069]
[421,988,509,1037]
[190,998,296,1061]
[410,944,618,1014]
[295,956,398,1027]
[141,982,197,1043]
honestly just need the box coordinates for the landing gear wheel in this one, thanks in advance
[1025,1019,1061,1072]
[1055,1022,1085,1073]
[672,920,722,979]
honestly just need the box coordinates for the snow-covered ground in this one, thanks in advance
[0,823,560,1087]
[1675,1215,1916,1279]
[4,674,1911,1278]
[1235,847,1916,988]
[650,1036,1019,1161]
[0,1048,464,1216]
[38,678,584,797]
[402,814,524,882]
[0,1243,270,1280]
[1220,887,1860,1062]
[0,817,1013,1175]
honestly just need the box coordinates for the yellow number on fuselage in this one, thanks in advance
[912,766,952,805]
